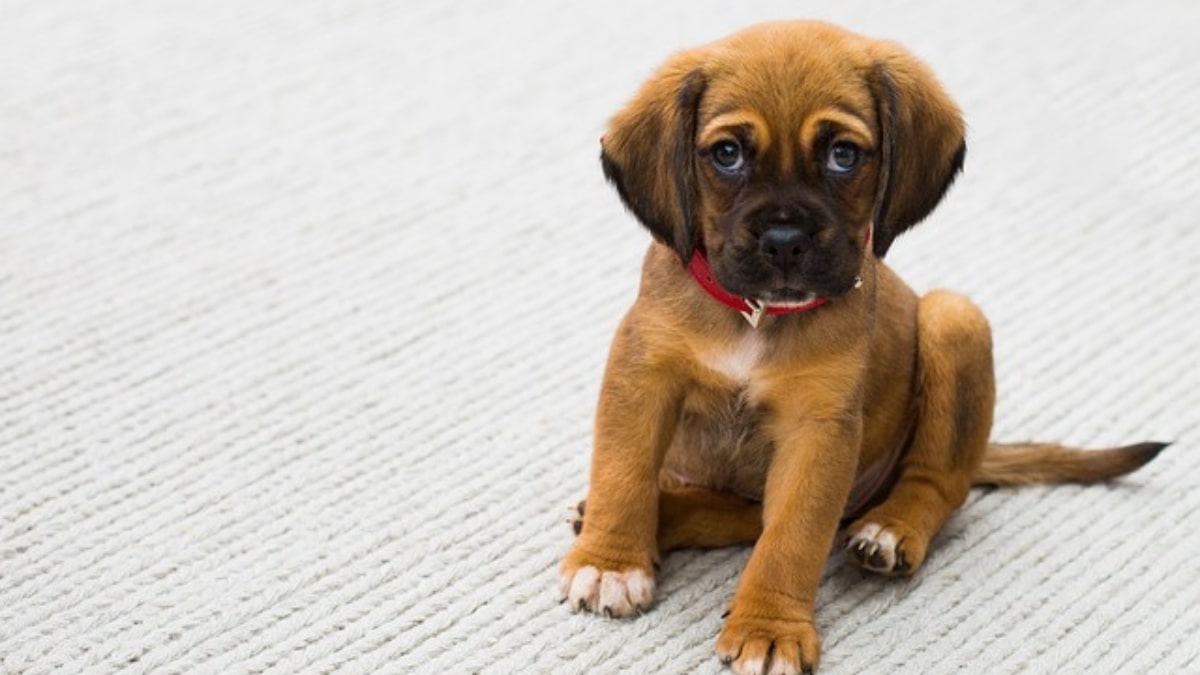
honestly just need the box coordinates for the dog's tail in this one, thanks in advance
[972,441,1168,487]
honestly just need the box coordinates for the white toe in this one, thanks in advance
[847,521,899,571]
[562,566,654,617]
[565,565,601,611]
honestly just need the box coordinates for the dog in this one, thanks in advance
[560,20,1165,675]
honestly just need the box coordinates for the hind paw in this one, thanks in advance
[844,520,925,577]
[566,500,586,535]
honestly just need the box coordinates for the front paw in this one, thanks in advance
[560,545,656,618]
[716,609,820,675]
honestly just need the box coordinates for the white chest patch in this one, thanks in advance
[704,331,765,382]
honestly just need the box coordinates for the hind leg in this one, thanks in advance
[571,485,762,552]
[845,290,995,576]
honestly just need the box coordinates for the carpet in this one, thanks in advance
[1,1,1197,673]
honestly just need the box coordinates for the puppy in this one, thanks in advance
[561,20,1164,675]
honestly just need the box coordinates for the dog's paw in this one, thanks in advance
[716,611,820,675]
[844,520,924,576]
[566,500,586,536]
[559,562,654,618]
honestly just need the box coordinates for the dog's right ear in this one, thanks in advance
[601,52,707,264]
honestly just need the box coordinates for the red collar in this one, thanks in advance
[686,250,827,327]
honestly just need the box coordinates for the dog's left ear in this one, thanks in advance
[601,51,707,264]
[868,42,966,258]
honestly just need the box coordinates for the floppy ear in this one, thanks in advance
[869,42,966,257]
[601,53,707,264]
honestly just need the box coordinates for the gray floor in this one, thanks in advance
[1,2,1197,673]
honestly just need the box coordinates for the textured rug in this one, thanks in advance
[1,1,1197,673]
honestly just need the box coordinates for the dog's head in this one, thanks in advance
[601,21,965,304]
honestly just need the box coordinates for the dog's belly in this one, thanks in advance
[661,386,774,500]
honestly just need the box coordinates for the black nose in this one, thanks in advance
[758,226,810,268]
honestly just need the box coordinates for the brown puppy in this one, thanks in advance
[561,20,1164,675]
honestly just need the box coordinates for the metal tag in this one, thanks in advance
[740,299,765,328]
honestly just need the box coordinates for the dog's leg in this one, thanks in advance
[560,329,683,617]
[659,486,764,550]
[845,290,994,576]
[716,387,864,675]
[571,486,764,551]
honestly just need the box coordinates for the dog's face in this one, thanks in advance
[601,21,966,303]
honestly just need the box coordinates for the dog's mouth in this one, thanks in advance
[705,237,865,305]
[723,271,861,305]
[757,288,820,306]
[715,271,839,305]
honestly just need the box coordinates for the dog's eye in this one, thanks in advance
[827,142,861,173]
[711,140,745,173]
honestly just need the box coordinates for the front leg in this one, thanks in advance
[560,321,683,617]
[717,409,861,675]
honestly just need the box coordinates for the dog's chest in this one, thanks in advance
[663,332,775,499]
[703,331,766,384]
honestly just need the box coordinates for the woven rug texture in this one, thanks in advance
[1,1,1198,673]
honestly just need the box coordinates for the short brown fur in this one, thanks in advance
[565,21,1163,675]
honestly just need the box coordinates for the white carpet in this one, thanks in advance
[1,1,1197,673]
